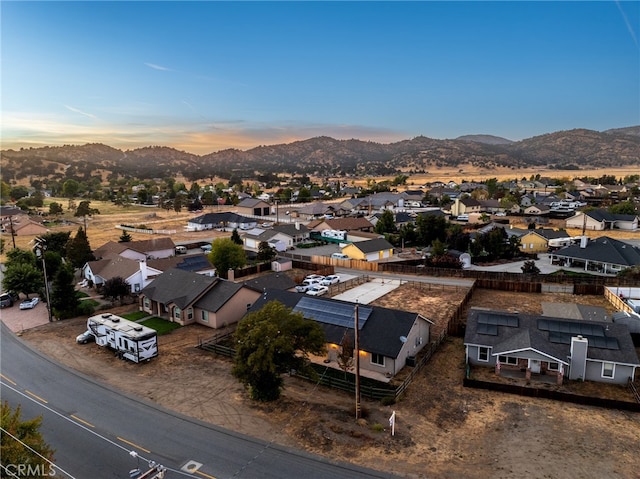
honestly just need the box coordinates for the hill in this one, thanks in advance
[2,127,639,183]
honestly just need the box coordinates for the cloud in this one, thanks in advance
[144,62,171,71]
[615,0,639,49]
[63,105,97,119]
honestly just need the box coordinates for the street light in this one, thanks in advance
[33,237,53,322]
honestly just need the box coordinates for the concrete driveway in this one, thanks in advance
[331,277,401,304]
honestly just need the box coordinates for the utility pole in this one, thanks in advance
[354,301,361,420]
[34,237,53,322]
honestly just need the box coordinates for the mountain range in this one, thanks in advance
[2,126,639,183]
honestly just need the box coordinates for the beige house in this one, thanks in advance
[139,268,260,329]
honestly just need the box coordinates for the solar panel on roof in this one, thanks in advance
[477,323,498,336]
[293,296,371,330]
[538,319,605,337]
[477,312,518,328]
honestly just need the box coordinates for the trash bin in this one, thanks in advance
[406,356,416,367]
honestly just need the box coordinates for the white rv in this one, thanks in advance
[87,313,158,363]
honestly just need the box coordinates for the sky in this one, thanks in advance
[1,1,639,155]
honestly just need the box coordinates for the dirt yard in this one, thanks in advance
[17,287,640,479]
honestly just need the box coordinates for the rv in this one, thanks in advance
[87,313,158,363]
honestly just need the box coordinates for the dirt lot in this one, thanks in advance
[16,286,640,479]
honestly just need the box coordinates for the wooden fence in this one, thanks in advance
[464,378,640,412]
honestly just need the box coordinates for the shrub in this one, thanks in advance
[371,423,385,433]
[76,301,96,317]
[381,396,396,406]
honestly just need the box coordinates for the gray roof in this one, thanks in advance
[241,272,297,293]
[464,308,639,366]
[586,209,638,223]
[351,238,394,253]
[190,212,254,225]
[553,236,640,267]
[140,268,217,309]
[246,290,424,359]
[238,198,270,208]
[272,223,309,236]
[195,280,244,312]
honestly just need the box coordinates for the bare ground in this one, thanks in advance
[17,288,640,479]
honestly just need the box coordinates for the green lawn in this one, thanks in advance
[121,311,149,321]
[140,317,182,335]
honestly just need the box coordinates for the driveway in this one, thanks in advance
[0,297,50,332]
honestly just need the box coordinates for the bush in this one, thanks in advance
[371,423,385,433]
[381,396,396,406]
[76,301,96,317]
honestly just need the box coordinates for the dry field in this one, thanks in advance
[17,285,640,479]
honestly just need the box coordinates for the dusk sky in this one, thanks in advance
[2,1,639,155]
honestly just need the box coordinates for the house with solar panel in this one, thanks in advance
[465,308,640,385]
[246,290,433,380]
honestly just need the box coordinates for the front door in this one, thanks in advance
[529,359,541,373]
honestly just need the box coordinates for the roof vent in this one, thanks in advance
[111,317,120,322]
[134,326,143,331]
[102,313,112,318]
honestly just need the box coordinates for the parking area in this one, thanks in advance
[331,277,401,304]
[0,296,50,333]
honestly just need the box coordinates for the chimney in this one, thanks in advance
[295,222,300,230]
[568,335,588,380]
[139,259,148,280]
[580,236,588,249]
[227,268,235,281]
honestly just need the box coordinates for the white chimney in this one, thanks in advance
[580,236,588,248]
[295,222,300,230]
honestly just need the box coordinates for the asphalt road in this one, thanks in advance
[0,323,398,479]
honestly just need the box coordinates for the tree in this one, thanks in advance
[66,227,94,269]
[50,264,79,319]
[230,228,242,245]
[609,200,636,215]
[62,178,80,197]
[374,209,396,234]
[102,277,130,303]
[37,232,71,257]
[257,241,277,262]
[208,238,246,279]
[74,200,99,230]
[118,230,133,243]
[233,301,326,401]
[1,401,55,476]
[336,331,354,378]
[2,249,41,298]
[521,260,541,275]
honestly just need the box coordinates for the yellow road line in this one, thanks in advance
[117,436,151,454]
[25,390,48,403]
[70,414,95,428]
[195,470,218,479]
[0,373,16,385]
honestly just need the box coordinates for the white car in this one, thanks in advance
[306,285,329,296]
[321,275,340,285]
[295,278,322,293]
[304,274,325,282]
[19,297,40,310]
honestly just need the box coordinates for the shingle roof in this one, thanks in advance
[241,272,297,293]
[351,238,394,253]
[324,217,373,231]
[87,256,141,280]
[238,198,269,208]
[553,236,640,267]
[586,209,637,222]
[140,268,217,309]
[464,308,639,365]
[195,280,244,312]
[246,290,423,359]
[189,212,254,225]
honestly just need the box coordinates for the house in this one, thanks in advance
[10,219,49,236]
[549,236,640,275]
[307,217,374,234]
[93,238,176,261]
[147,254,217,276]
[242,223,310,253]
[293,202,336,220]
[342,238,394,262]
[450,197,482,216]
[139,268,261,328]
[246,290,433,379]
[82,257,162,293]
[566,210,638,231]
[241,272,297,292]
[187,212,257,231]
[524,204,551,216]
[464,307,639,385]
[237,198,271,217]
[519,228,570,254]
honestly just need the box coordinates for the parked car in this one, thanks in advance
[321,275,340,285]
[76,330,95,344]
[0,292,19,308]
[19,297,40,310]
[295,278,323,293]
[306,285,329,296]
[331,253,349,260]
[304,274,325,282]
[200,244,212,252]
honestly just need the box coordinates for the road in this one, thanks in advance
[0,323,398,479]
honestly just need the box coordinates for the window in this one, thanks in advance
[478,347,489,362]
[174,307,181,320]
[415,336,423,347]
[548,362,559,371]
[498,355,518,365]
[201,311,209,322]
[187,308,194,320]
[143,298,150,309]
[134,283,140,292]
[371,353,385,367]
[602,362,615,378]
